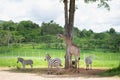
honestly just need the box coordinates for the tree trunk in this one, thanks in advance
[63,0,69,37]
[68,0,75,40]
[63,0,69,69]
[63,0,75,69]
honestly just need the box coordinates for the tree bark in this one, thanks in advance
[63,0,69,69]
[68,0,75,40]
[63,0,75,69]
[63,0,69,37]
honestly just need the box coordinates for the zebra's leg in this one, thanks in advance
[50,65,53,74]
[23,64,25,69]
[56,64,61,75]
[86,64,88,70]
[88,64,90,70]
[90,64,92,70]
[48,64,52,74]
[57,66,60,74]
[30,64,33,69]
[48,65,50,74]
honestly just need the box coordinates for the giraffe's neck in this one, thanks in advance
[62,36,72,45]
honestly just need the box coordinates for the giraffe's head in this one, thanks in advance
[57,34,63,39]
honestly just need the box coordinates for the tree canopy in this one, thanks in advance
[0,20,119,52]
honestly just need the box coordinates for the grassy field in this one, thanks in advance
[0,44,120,69]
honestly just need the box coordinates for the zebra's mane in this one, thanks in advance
[18,57,24,63]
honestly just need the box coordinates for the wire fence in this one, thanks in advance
[0,51,120,68]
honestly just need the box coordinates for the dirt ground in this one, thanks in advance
[0,67,119,80]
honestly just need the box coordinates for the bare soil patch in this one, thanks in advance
[0,67,119,80]
[4,67,106,76]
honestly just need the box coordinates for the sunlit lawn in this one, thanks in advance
[0,44,120,68]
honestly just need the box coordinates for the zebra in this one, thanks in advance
[85,56,93,70]
[44,54,62,74]
[17,57,33,69]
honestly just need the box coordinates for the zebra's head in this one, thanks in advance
[17,57,24,63]
[87,55,93,60]
[44,54,51,61]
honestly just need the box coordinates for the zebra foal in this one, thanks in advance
[17,57,33,69]
[85,56,92,70]
[44,54,62,74]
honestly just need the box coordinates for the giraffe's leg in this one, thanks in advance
[77,60,79,70]
[77,60,80,73]
[75,59,77,69]
[74,55,77,69]
[78,60,80,69]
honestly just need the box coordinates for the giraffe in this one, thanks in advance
[57,34,80,69]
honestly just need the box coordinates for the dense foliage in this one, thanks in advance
[0,20,120,52]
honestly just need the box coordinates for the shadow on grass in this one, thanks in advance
[99,65,120,77]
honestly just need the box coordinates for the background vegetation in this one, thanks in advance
[0,20,120,52]
[0,20,120,69]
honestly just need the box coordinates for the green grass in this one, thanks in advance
[0,44,120,69]
[99,64,120,76]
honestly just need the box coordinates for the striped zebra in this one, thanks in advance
[44,54,62,74]
[85,56,93,70]
[17,57,33,69]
